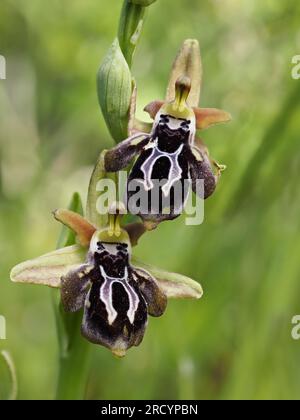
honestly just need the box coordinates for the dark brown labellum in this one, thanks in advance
[61,238,167,355]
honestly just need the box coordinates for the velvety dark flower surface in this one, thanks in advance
[61,230,167,356]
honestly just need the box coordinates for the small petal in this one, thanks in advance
[144,100,165,120]
[53,209,96,247]
[194,107,232,130]
[131,258,203,299]
[132,267,167,316]
[10,245,86,288]
[57,192,84,248]
[124,222,147,246]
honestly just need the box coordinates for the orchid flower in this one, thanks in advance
[103,40,231,229]
[10,203,202,357]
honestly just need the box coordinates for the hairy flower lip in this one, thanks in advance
[61,236,168,355]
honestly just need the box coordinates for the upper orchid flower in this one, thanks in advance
[10,202,203,357]
[104,40,231,229]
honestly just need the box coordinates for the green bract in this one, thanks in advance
[97,39,133,143]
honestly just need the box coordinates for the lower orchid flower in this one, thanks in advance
[10,204,203,357]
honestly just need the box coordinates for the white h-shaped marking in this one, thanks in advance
[99,266,139,325]
[141,140,184,197]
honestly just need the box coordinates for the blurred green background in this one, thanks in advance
[1,0,300,400]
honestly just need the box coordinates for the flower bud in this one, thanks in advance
[97,38,133,143]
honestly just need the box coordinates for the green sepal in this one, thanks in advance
[10,245,86,288]
[131,258,203,299]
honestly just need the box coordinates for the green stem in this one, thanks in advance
[55,309,91,400]
[118,0,147,67]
